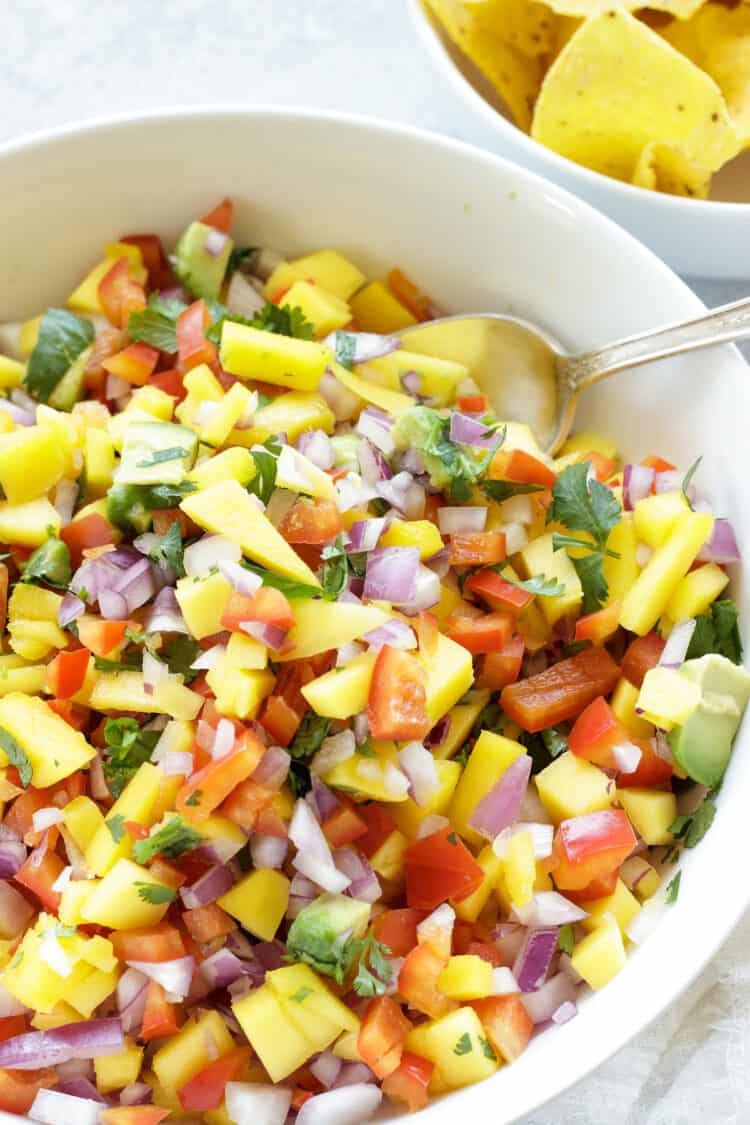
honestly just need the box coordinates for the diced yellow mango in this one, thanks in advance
[196,814,248,854]
[620,511,714,635]
[89,671,202,721]
[332,1028,364,1062]
[422,633,474,727]
[63,795,105,854]
[8,617,68,661]
[436,581,471,628]
[82,858,175,930]
[85,763,163,875]
[0,496,61,547]
[324,741,408,804]
[618,787,677,845]
[454,845,503,923]
[279,600,388,662]
[0,661,46,696]
[390,760,462,839]
[633,490,689,549]
[238,391,335,447]
[187,446,257,490]
[536,751,615,824]
[434,696,489,761]
[207,666,276,721]
[67,244,146,313]
[0,354,25,389]
[438,956,494,1000]
[666,562,729,622]
[31,1003,83,1030]
[636,666,701,730]
[83,427,117,497]
[349,281,417,334]
[329,363,413,416]
[581,878,641,935]
[405,1006,499,1090]
[19,315,42,357]
[220,322,331,392]
[369,828,409,880]
[301,652,376,719]
[519,532,582,624]
[221,632,268,672]
[0,693,94,787]
[218,869,290,940]
[182,480,320,587]
[449,731,525,847]
[380,519,444,560]
[176,571,233,639]
[95,1038,143,1092]
[199,382,256,449]
[620,856,662,901]
[264,250,365,302]
[153,1011,234,1093]
[571,915,627,990]
[59,880,97,926]
[561,431,618,461]
[280,281,351,337]
[365,350,467,407]
[8,581,63,624]
[0,426,64,503]
[268,964,359,1033]
[232,984,315,1083]
[610,677,655,738]
[275,446,336,502]
[603,514,639,606]
[503,830,536,907]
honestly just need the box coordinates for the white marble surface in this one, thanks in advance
[2,2,749,1122]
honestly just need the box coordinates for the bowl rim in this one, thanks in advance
[409,0,750,215]
[1,103,748,1123]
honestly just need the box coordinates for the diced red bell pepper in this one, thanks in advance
[178,1046,250,1111]
[367,646,430,742]
[100,1109,170,1125]
[551,809,637,890]
[221,777,275,833]
[579,451,617,482]
[465,569,533,615]
[60,512,114,568]
[621,632,666,688]
[387,268,436,322]
[110,923,186,963]
[382,1051,434,1113]
[356,804,399,859]
[456,394,489,413]
[500,646,620,732]
[416,611,439,657]
[177,300,217,371]
[149,367,185,400]
[488,448,557,488]
[358,997,412,1080]
[373,908,427,958]
[103,341,160,386]
[321,798,368,848]
[568,695,630,770]
[14,850,64,913]
[176,731,266,821]
[445,611,513,655]
[565,866,620,905]
[0,1016,26,1043]
[0,1069,59,1115]
[404,826,484,911]
[575,600,622,644]
[397,942,453,1019]
[98,258,132,327]
[200,197,234,232]
[279,498,344,545]
[258,694,302,747]
[220,587,295,632]
[77,617,130,657]
[470,995,533,1062]
[140,980,181,1041]
[476,635,525,689]
[617,737,674,788]
[181,902,236,944]
[449,532,506,568]
[45,648,90,699]
[641,455,676,474]
[46,699,89,730]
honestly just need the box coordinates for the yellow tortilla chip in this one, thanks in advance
[662,3,750,147]
[423,0,552,130]
[632,142,712,198]
[531,9,739,184]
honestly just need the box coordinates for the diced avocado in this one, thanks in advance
[669,654,750,787]
[174,221,233,301]
[116,421,198,486]
[286,893,370,981]
[48,344,92,411]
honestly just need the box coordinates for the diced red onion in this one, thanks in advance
[400,370,422,396]
[513,927,559,992]
[469,754,532,840]
[290,799,351,893]
[1,400,36,426]
[499,494,535,525]
[297,1084,382,1124]
[612,741,643,773]
[382,763,410,798]
[417,903,455,951]
[126,957,194,1000]
[398,564,441,615]
[355,408,395,456]
[438,506,487,535]
[252,745,291,790]
[622,464,655,511]
[336,473,378,512]
[425,544,450,578]
[398,741,441,807]
[334,847,381,904]
[252,940,287,971]
[424,716,450,750]
[289,873,318,901]
[204,228,229,257]
[250,833,288,870]
[29,1088,102,1125]
[558,951,583,984]
[337,640,364,665]
[494,822,554,861]
[39,929,72,978]
[358,438,393,484]
[332,1063,377,1088]
[353,712,370,746]
[55,1078,106,1104]
[552,999,578,1025]
[311,731,356,778]
[58,591,86,629]
[191,642,226,671]
[310,1050,343,1090]
[52,865,73,894]
[241,620,288,651]
[32,807,64,833]
[0,1018,123,1069]
[323,331,401,366]
[347,518,386,553]
[492,966,520,995]
[225,1082,292,1125]
[0,879,35,939]
[363,618,416,651]
[449,412,502,449]
[402,480,426,520]
[180,863,236,910]
[145,586,188,634]
[119,1082,153,1106]
[212,717,236,760]
[193,833,245,865]
[111,557,156,613]
[308,777,341,821]
[98,587,129,620]
[698,518,741,564]
[363,546,419,602]
[521,971,579,1024]
[105,371,130,400]
[375,470,414,513]
[142,649,170,693]
[183,534,242,578]
[297,429,334,470]
[512,891,587,928]
[199,948,250,991]
[658,617,696,669]
[53,479,79,527]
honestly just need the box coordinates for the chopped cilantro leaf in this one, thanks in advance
[135,883,178,905]
[548,462,622,613]
[227,245,258,275]
[479,1036,497,1061]
[105,814,127,843]
[542,726,569,758]
[454,1033,473,1056]
[686,599,742,665]
[185,790,203,808]
[333,331,357,371]
[492,564,565,598]
[320,534,349,600]
[480,480,545,503]
[133,816,202,864]
[447,832,458,845]
[248,438,281,506]
[206,301,314,345]
[242,561,321,601]
[25,308,94,403]
[288,759,311,799]
[161,635,201,682]
[289,987,314,1003]
[148,521,185,578]
[558,924,575,955]
[290,712,331,760]
[137,446,190,468]
[665,871,681,903]
[127,293,188,353]
[669,796,717,848]
[346,933,393,998]
[102,718,161,798]
[682,456,701,511]
[0,725,32,788]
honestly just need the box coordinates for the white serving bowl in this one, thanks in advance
[409,0,750,280]
[1,107,748,1124]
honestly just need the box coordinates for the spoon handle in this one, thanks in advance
[560,295,750,392]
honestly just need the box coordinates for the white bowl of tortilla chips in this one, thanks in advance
[410,0,750,278]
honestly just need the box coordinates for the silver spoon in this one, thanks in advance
[398,296,750,455]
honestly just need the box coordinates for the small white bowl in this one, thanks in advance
[0,107,748,1124]
[409,0,750,279]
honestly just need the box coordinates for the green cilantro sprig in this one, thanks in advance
[102,718,161,798]
[548,461,622,613]
[133,816,202,864]
[0,725,32,788]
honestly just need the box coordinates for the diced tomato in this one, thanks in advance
[321,798,368,848]
[221,777,275,832]
[358,997,412,1080]
[465,569,533,615]
[476,635,525,689]
[200,197,234,233]
[575,600,622,645]
[0,1069,59,1114]
[177,731,266,821]
[4,789,48,838]
[77,617,130,657]
[367,646,430,741]
[182,902,236,944]
[98,258,133,327]
[46,699,89,730]
[101,1109,170,1125]
[279,498,344,545]
[178,1046,250,1111]
[449,531,506,568]
[140,980,181,1041]
[621,632,666,688]
[617,736,674,788]
[103,341,160,386]
[565,866,619,904]
[579,451,617,482]
[387,268,437,322]
[14,850,64,912]
[120,233,171,288]
[404,826,484,911]
[177,300,217,371]
[488,448,557,488]
[110,923,186,963]
[446,611,513,655]
[423,494,443,525]
[357,803,399,859]
[416,611,439,657]
[551,809,637,890]
[60,512,114,568]
[568,696,630,770]
[220,587,295,633]
[45,648,90,699]
[150,367,185,400]
[500,646,621,732]
[398,942,452,1018]
[258,694,302,747]
[84,327,123,393]
[382,1050,434,1113]
[467,941,504,967]
[373,908,426,958]
[255,805,288,838]
[457,394,489,413]
[471,995,533,1062]
[0,1016,26,1043]
[641,455,676,474]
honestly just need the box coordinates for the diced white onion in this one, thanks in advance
[183,534,242,578]
[492,966,520,995]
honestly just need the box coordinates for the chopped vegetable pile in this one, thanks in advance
[0,196,745,1125]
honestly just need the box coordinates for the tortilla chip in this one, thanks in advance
[531,9,739,184]
[632,141,712,198]
[423,0,552,130]
[662,3,750,147]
